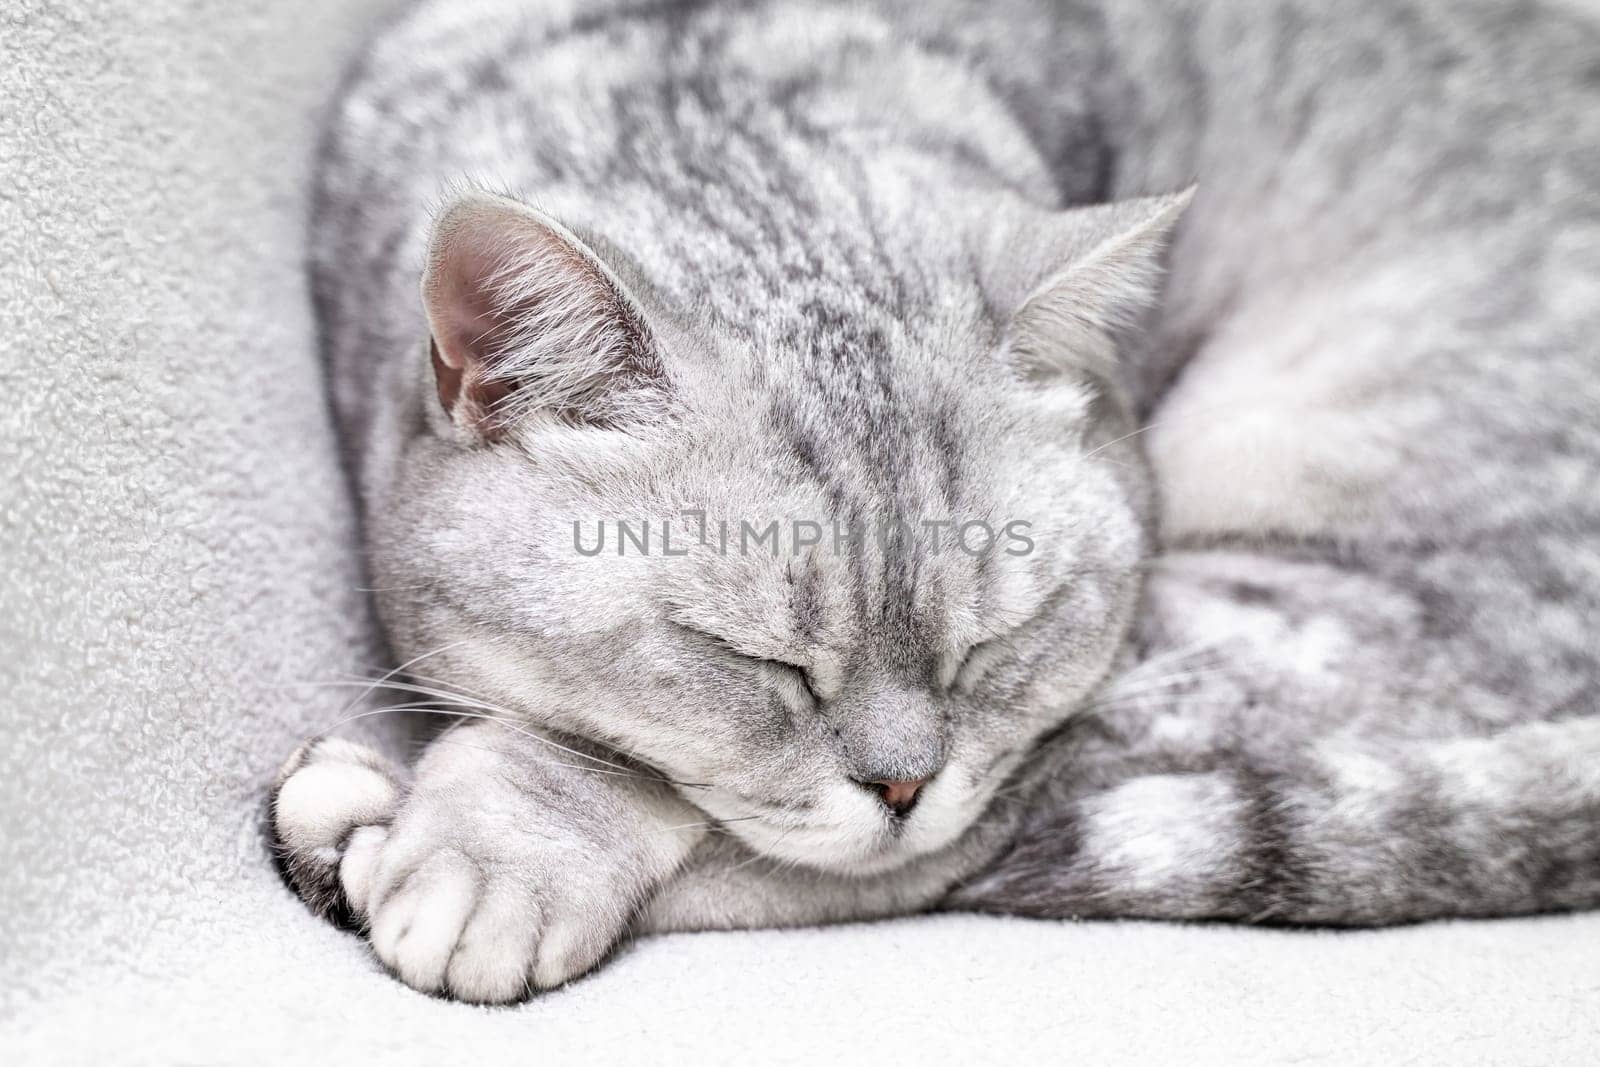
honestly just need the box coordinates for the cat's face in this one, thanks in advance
[370,190,1185,874]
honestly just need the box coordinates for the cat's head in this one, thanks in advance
[370,188,1189,874]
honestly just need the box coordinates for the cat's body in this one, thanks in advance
[274,0,1600,1001]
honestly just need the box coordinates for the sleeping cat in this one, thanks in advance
[272,0,1600,1002]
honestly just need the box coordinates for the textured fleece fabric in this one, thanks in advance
[1,0,1597,1063]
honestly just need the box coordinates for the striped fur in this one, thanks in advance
[275,0,1600,1001]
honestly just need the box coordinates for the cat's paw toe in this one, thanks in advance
[443,880,546,1002]
[271,737,403,920]
[367,852,545,1003]
[526,907,618,991]
[368,851,482,994]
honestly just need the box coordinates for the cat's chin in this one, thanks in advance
[734,809,980,878]
[764,838,928,878]
[827,841,945,877]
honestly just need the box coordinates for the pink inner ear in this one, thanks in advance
[429,231,512,371]
[424,215,530,433]
[429,339,461,412]
[421,195,662,436]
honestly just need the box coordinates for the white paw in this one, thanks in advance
[359,818,627,1003]
[271,738,403,920]
[273,725,649,1003]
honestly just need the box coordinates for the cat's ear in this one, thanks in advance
[421,192,666,439]
[1003,187,1194,383]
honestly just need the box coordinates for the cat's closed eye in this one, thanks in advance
[948,637,1009,693]
[668,618,823,705]
[946,592,1062,693]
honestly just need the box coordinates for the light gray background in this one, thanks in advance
[2,1,1597,1062]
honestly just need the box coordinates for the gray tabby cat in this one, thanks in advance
[272,0,1600,1003]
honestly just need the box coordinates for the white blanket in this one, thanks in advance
[2,1,1597,1063]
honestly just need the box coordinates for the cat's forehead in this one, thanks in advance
[657,303,1048,667]
[740,349,1004,510]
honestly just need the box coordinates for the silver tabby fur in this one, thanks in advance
[271,0,1600,1003]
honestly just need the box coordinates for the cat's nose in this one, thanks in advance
[858,776,931,817]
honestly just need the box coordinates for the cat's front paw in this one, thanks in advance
[273,720,689,1003]
[271,737,404,922]
[351,797,634,1003]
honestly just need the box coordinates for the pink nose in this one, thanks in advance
[864,777,930,816]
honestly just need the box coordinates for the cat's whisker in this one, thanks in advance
[1091,699,1240,712]
[730,824,800,872]
[1092,670,1241,701]
[646,816,761,835]
[1096,669,1246,693]
[1126,638,1231,666]
[350,666,664,768]
[1082,396,1254,463]
[297,677,520,726]
[331,639,473,720]
[318,704,682,784]
[376,666,711,787]
[302,671,718,792]
[1086,689,1243,710]
[294,687,700,787]
[323,675,646,776]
